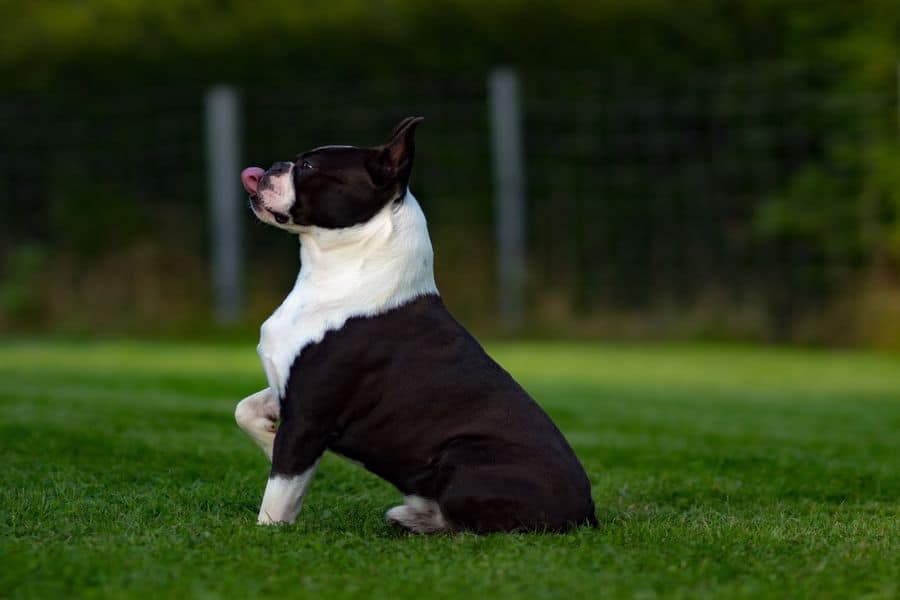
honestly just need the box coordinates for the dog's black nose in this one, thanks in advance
[268,162,292,176]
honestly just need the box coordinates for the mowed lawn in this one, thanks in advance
[1,340,898,599]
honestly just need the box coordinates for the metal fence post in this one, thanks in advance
[205,85,244,325]
[488,67,526,333]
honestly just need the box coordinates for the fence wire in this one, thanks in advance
[0,66,893,338]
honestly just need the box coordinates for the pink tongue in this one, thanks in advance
[241,167,265,195]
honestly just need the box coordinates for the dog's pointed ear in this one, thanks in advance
[369,116,424,190]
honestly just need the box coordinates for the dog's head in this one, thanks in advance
[241,117,423,231]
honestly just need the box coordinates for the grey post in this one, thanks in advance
[205,85,244,325]
[489,67,526,332]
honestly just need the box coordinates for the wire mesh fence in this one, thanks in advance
[0,65,894,339]
[523,65,893,339]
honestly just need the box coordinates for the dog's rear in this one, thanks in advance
[316,294,597,534]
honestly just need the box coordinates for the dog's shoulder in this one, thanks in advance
[258,194,438,398]
[282,292,511,408]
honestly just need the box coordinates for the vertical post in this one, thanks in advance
[205,85,244,325]
[894,61,900,152]
[489,67,526,333]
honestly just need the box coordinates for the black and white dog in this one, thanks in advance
[234,117,596,533]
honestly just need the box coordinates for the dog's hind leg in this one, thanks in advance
[437,466,595,533]
[234,388,279,461]
[385,495,449,534]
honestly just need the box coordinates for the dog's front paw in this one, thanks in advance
[254,416,278,434]
[257,510,289,526]
[257,508,297,526]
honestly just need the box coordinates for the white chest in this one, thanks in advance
[255,193,438,399]
[256,283,358,398]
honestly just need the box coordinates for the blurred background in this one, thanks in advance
[2,0,900,347]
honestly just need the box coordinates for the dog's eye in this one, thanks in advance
[300,160,314,170]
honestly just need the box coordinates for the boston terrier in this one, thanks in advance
[234,117,596,533]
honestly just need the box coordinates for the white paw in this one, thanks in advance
[386,505,414,524]
[257,509,289,526]
[385,496,448,533]
[252,416,278,434]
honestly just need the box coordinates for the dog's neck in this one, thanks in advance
[258,190,438,397]
[295,191,437,303]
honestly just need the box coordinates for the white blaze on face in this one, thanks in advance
[257,164,296,218]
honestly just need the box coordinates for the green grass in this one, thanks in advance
[1,340,898,599]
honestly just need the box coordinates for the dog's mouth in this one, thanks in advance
[242,166,290,225]
[270,210,289,224]
[241,167,265,196]
[250,197,290,225]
